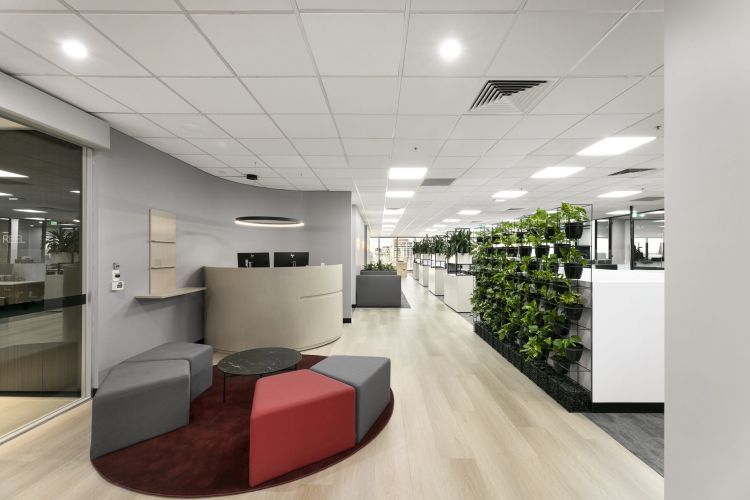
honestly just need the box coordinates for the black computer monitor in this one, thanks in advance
[274,252,309,267]
[237,252,270,268]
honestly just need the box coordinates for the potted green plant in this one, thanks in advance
[560,202,588,240]
[46,227,80,263]
[448,229,472,264]
[548,335,583,374]
[558,290,585,321]
[561,247,586,280]
[526,230,549,260]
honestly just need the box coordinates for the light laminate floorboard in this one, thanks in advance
[0,276,664,500]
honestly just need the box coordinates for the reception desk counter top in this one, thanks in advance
[204,265,343,353]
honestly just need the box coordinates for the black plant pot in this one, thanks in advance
[546,260,560,273]
[561,303,584,321]
[527,260,540,271]
[546,227,557,239]
[507,248,518,257]
[550,356,570,375]
[551,279,569,294]
[535,245,549,258]
[564,263,583,280]
[566,346,584,363]
[552,319,571,338]
[564,222,584,240]
[519,246,532,257]
[554,243,570,257]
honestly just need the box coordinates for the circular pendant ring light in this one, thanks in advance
[234,216,304,228]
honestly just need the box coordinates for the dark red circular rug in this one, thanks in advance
[92,355,394,497]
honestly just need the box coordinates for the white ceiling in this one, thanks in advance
[0,0,664,235]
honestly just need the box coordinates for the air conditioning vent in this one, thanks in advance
[469,80,552,114]
[420,178,455,187]
[609,168,656,176]
[632,196,664,202]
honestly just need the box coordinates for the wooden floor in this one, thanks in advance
[0,276,663,500]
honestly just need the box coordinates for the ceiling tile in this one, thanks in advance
[189,138,251,155]
[504,114,584,139]
[472,156,523,168]
[137,137,203,155]
[260,155,307,168]
[298,0,405,9]
[162,78,261,113]
[208,114,282,138]
[440,140,495,156]
[214,155,266,169]
[343,139,393,156]
[173,154,226,168]
[450,115,520,140]
[398,77,483,114]
[395,115,456,139]
[0,35,65,75]
[487,12,620,76]
[305,156,349,168]
[404,13,513,76]
[315,168,353,178]
[573,13,663,76]
[85,14,230,76]
[193,14,314,76]
[83,78,195,113]
[145,114,229,138]
[323,77,399,114]
[348,156,390,168]
[20,75,130,112]
[291,139,344,155]
[531,77,639,114]
[240,138,297,155]
[392,139,443,160]
[559,113,649,139]
[273,114,338,138]
[0,0,65,9]
[181,0,293,11]
[524,0,638,11]
[431,156,478,169]
[67,0,180,10]
[0,14,148,76]
[411,0,521,9]
[96,113,173,138]
[242,78,329,113]
[301,13,403,76]
[486,139,546,156]
[197,166,240,177]
[615,111,663,136]
[335,115,395,138]
[597,77,663,114]
[532,138,592,155]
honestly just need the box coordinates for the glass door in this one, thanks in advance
[0,117,86,440]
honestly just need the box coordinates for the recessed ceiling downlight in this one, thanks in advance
[235,216,304,228]
[61,40,88,59]
[439,38,462,61]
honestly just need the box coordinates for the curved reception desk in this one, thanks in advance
[204,265,343,353]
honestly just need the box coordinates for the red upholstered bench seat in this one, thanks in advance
[249,369,356,486]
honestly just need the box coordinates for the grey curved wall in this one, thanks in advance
[93,130,351,385]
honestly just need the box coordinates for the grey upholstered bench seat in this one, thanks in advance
[311,355,391,443]
[90,360,190,459]
[125,341,213,400]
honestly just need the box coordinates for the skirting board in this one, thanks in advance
[590,403,664,413]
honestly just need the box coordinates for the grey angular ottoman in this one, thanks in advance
[311,355,391,443]
[91,360,190,459]
[125,341,213,400]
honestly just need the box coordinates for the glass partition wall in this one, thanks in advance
[368,237,415,270]
[0,117,86,441]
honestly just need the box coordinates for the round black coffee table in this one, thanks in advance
[217,347,302,402]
